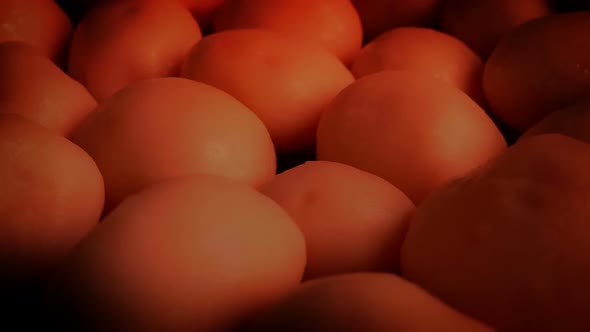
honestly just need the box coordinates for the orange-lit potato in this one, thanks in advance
[213,0,362,65]
[181,29,354,154]
[440,0,551,59]
[401,134,590,332]
[260,161,415,279]
[47,174,305,332]
[0,114,103,278]
[351,27,485,105]
[68,0,202,101]
[178,0,225,31]
[0,0,72,64]
[483,12,590,132]
[351,0,443,42]
[243,273,494,332]
[521,99,590,143]
[317,70,506,204]
[72,77,276,213]
[0,42,96,138]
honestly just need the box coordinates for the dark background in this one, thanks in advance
[55,0,590,26]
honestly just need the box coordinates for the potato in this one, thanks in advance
[68,0,202,101]
[73,77,276,212]
[351,0,443,41]
[0,0,71,64]
[0,114,103,278]
[213,0,362,65]
[242,273,494,332]
[440,0,551,59]
[46,174,305,332]
[261,161,415,279]
[181,29,354,154]
[483,11,590,132]
[401,134,590,331]
[317,70,506,204]
[351,27,485,105]
[521,98,590,143]
[0,41,96,138]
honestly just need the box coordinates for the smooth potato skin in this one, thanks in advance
[483,12,590,132]
[440,0,551,59]
[0,0,72,64]
[317,70,506,204]
[351,0,443,42]
[401,134,590,332]
[68,0,202,101]
[73,77,276,213]
[241,273,495,332]
[261,161,415,279]
[0,41,97,138]
[0,114,104,277]
[182,29,354,154]
[520,98,590,143]
[5,2,590,331]
[46,175,306,332]
[351,27,485,105]
[213,0,362,65]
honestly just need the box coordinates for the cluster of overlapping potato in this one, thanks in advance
[1,0,590,331]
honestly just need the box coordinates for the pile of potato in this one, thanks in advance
[1,0,590,331]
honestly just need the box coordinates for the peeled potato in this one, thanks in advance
[351,27,485,105]
[46,174,305,332]
[0,41,96,138]
[72,77,276,213]
[440,0,551,59]
[483,11,590,132]
[213,0,362,65]
[521,99,590,143]
[401,134,590,331]
[182,29,354,154]
[0,0,72,64]
[351,0,443,42]
[260,161,415,279]
[317,70,506,204]
[68,0,202,101]
[0,114,103,278]
[242,273,494,332]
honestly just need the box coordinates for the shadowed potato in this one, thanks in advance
[0,114,103,278]
[213,0,362,65]
[46,174,305,332]
[241,273,494,332]
[68,0,202,101]
[483,11,590,132]
[402,134,590,332]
